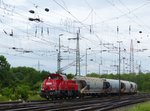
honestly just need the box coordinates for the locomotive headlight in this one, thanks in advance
[46,82,52,85]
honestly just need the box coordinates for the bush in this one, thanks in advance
[1,87,13,98]
[15,85,30,101]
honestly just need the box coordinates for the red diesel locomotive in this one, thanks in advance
[40,74,79,99]
[40,73,137,100]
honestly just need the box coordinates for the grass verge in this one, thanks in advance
[128,101,150,111]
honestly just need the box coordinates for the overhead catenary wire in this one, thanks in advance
[0,0,117,52]
[0,0,150,73]
[52,0,102,43]
[118,0,150,32]
[0,3,100,50]
[105,0,150,33]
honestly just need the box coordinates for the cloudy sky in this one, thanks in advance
[0,0,150,75]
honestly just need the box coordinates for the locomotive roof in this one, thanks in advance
[47,73,67,80]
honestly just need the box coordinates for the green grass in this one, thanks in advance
[0,93,45,102]
[128,101,150,111]
[0,95,9,102]
[28,94,45,101]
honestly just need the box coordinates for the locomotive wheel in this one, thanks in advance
[79,94,84,99]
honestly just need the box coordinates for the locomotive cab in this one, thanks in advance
[41,74,64,91]
[40,74,64,99]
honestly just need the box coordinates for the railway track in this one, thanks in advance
[0,94,150,111]
[0,96,110,110]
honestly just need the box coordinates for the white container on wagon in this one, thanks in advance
[74,76,106,94]
[106,79,119,94]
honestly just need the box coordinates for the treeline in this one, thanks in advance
[0,55,49,101]
[0,55,150,101]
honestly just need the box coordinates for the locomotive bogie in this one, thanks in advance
[40,90,79,100]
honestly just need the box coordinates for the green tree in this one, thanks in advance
[66,73,74,79]
[0,55,11,88]
[0,55,10,71]
[11,67,49,91]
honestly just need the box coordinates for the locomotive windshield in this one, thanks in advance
[48,75,61,80]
